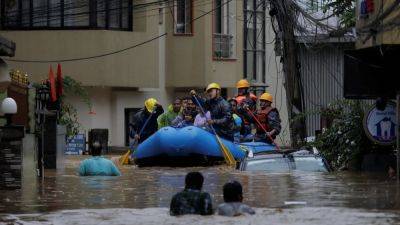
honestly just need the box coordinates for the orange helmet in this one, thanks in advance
[236,79,250,89]
[259,92,273,103]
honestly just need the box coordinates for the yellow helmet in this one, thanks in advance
[260,92,273,103]
[236,79,250,89]
[144,98,158,112]
[206,82,221,92]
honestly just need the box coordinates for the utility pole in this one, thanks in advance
[269,0,306,147]
[397,92,399,183]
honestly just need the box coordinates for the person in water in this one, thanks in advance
[217,181,255,216]
[170,172,213,216]
[78,142,121,176]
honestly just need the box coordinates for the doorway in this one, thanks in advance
[124,108,141,146]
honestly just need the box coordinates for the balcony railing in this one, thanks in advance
[213,33,234,59]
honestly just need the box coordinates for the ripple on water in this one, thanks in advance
[0,155,399,214]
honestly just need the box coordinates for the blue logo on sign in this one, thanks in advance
[364,102,397,145]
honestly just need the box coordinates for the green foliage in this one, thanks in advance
[33,76,92,137]
[59,76,92,137]
[298,100,388,170]
[62,76,92,110]
[59,102,81,138]
[322,0,356,27]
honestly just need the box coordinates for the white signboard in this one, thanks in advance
[364,102,397,145]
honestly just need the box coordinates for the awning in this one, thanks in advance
[0,35,15,57]
[344,45,399,99]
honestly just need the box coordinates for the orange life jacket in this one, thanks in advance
[235,93,257,125]
[235,93,257,105]
[256,107,276,133]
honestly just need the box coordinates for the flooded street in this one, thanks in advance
[1,155,400,224]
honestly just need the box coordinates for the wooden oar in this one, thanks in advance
[193,95,236,166]
[245,108,281,151]
[119,109,156,165]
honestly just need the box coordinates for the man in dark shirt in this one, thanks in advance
[130,98,164,144]
[170,172,213,216]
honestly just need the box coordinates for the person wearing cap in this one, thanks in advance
[78,142,121,176]
[243,92,281,143]
[190,83,235,141]
[234,79,257,106]
[130,98,164,144]
[234,79,257,137]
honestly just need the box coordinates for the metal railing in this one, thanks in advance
[213,33,234,58]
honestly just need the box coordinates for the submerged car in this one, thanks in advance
[238,150,331,172]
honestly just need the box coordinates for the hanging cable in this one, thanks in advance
[4,0,233,63]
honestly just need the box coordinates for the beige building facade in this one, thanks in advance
[1,0,290,147]
[356,0,400,49]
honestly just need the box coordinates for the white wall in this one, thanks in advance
[265,20,291,147]
[69,86,173,147]
[67,87,113,144]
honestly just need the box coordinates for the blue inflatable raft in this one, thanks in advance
[133,126,276,166]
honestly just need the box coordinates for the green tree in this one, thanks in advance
[296,100,393,170]
[323,0,356,27]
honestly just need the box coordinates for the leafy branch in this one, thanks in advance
[322,0,356,27]
[294,99,392,171]
[59,76,92,137]
[33,76,92,137]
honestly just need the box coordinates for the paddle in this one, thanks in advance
[193,95,236,166]
[245,108,281,151]
[119,109,156,165]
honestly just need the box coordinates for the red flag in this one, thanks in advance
[56,63,63,97]
[48,65,57,102]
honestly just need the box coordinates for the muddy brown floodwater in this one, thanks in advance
[1,155,400,225]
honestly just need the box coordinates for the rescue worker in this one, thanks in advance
[244,92,281,143]
[157,98,182,128]
[190,83,235,141]
[234,79,257,108]
[130,98,164,144]
[234,79,257,137]
[170,172,213,216]
[78,142,121,176]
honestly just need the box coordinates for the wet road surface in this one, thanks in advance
[1,155,399,224]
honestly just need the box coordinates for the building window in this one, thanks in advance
[243,0,265,82]
[213,0,235,59]
[1,0,132,31]
[174,0,192,34]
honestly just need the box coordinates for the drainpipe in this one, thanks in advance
[158,3,167,106]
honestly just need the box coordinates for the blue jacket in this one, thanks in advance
[79,156,121,176]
